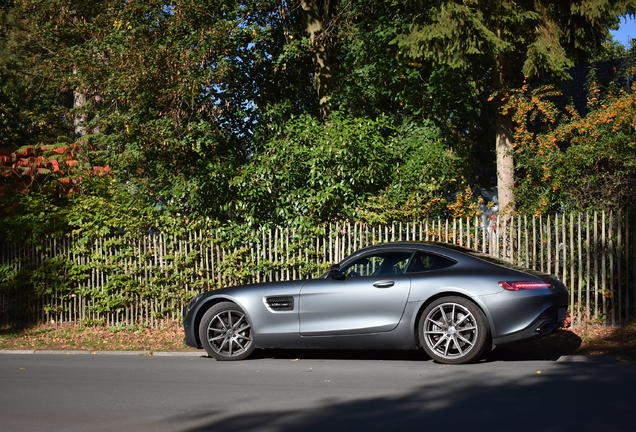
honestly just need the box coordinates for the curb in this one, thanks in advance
[0,349,203,357]
[556,354,618,363]
[0,350,620,362]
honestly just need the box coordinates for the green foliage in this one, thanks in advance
[591,35,629,62]
[28,256,85,298]
[230,114,465,227]
[381,122,464,204]
[0,1,634,324]
[556,93,636,210]
[0,264,16,293]
[395,1,632,82]
[503,75,636,213]
[354,122,465,222]
[394,1,634,209]
[0,3,72,152]
[230,113,400,226]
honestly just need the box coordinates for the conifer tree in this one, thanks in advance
[396,0,635,212]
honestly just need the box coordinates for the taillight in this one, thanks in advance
[499,281,552,291]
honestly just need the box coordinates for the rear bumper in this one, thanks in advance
[493,305,567,344]
[481,283,568,344]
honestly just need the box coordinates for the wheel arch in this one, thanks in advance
[192,296,242,348]
[412,291,493,348]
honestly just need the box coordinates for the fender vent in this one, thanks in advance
[266,296,294,311]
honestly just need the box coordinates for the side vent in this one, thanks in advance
[265,296,294,311]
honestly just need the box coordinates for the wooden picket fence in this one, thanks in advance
[1,209,634,327]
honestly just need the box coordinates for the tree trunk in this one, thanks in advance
[72,65,89,137]
[493,47,515,214]
[72,66,101,137]
[73,90,89,137]
[495,114,515,213]
[300,0,334,120]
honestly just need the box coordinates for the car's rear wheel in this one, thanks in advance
[418,296,490,364]
[199,302,255,361]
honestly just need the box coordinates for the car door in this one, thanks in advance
[299,250,413,336]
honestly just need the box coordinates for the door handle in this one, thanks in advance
[373,280,395,288]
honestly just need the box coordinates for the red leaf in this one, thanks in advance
[92,166,111,175]
[50,160,60,172]
[52,146,67,154]
[65,160,78,167]
[14,147,34,157]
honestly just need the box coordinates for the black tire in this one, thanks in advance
[418,296,491,364]
[199,302,255,361]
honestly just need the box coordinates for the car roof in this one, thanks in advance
[346,241,476,262]
[346,241,532,273]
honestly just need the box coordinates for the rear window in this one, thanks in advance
[425,242,528,272]
[465,250,529,271]
[406,252,455,273]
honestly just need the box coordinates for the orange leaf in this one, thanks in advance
[92,166,111,175]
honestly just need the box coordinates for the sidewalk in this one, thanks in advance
[0,349,203,357]
[0,348,618,362]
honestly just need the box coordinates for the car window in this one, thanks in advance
[406,252,455,273]
[342,251,413,278]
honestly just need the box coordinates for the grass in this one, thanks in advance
[1,322,635,359]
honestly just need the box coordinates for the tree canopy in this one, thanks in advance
[1,0,634,239]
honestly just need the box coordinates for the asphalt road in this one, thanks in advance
[0,350,634,432]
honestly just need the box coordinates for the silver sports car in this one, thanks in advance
[183,242,568,364]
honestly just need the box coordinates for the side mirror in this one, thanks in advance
[328,264,346,281]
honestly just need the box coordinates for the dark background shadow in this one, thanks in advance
[176,359,635,432]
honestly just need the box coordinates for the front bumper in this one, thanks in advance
[183,324,200,348]
[183,302,202,348]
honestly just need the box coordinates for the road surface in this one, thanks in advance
[0,350,634,432]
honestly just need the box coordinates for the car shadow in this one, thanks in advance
[489,329,582,361]
[250,348,430,361]
[173,360,636,432]
[247,329,582,362]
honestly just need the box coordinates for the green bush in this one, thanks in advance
[355,121,465,222]
[230,114,466,227]
[229,112,400,227]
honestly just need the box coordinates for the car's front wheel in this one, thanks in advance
[199,302,255,361]
[418,296,490,364]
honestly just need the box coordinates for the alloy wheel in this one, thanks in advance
[423,302,478,360]
[206,310,252,357]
